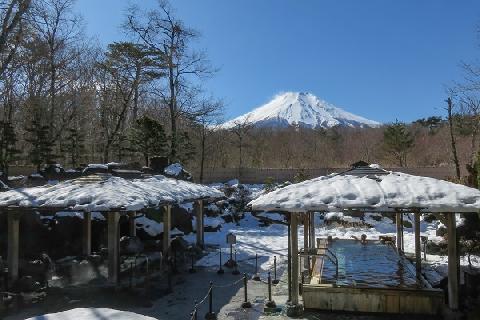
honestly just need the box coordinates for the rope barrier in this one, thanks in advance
[212,277,244,288]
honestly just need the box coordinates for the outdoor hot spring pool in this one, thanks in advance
[320,239,420,289]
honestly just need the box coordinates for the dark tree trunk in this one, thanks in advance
[447,97,461,180]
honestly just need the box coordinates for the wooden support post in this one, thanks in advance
[195,200,204,248]
[108,212,120,284]
[163,205,172,255]
[395,211,402,252]
[290,212,299,305]
[309,212,315,249]
[446,213,459,310]
[7,213,20,282]
[128,212,136,237]
[82,212,92,256]
[414,211,421,279]
[401,213,405,251]
[303,214,309,270]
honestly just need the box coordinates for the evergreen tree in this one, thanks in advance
[130,116,168,167]
[24,118,55,172]
[175,131,196,164]
[383,120,414,167]
[61,127,85,168]
[0,120,19,178]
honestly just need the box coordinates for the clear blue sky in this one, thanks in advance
[75,0,480,123]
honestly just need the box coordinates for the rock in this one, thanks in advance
[171,206,193,234]
[348,211,365,219]
[171,237,189,252]
[15,276,41,292]
[402,220,412,228]
[221,214,234,224]
[86,254,102,265]
[436,226,447,237]
[21,259,47,278]
[424,213,438,223]
[120,236,144,255]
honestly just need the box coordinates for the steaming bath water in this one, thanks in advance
[321,239,420,288]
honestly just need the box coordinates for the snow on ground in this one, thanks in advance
[135,215,164,237]
[25,308,156,320]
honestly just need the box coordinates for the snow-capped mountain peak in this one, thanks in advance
[221,92,380,129]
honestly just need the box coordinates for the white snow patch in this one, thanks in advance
[24,308,156,320]
[164,163,183,176]
[135,215,164,237]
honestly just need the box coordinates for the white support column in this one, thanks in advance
[82,212,92,256]
[195,200,204,248]
[395,212,402,252]
[447,213,459,310]
[414,212,421,279]
[7,213,20,282]
[163,205,172,255]
[128,212,136,237]
[291,212,299,305]
[107,211,120,284]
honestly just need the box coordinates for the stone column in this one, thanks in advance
[82,212,92,256]
[395,212,402,252]
[414,212,421,279]
[7,212,20,282]
[447,213,459,310]
[163,205,172,255]
[195,200,204,248]
[108,211,120,284]
[128,212,136,237]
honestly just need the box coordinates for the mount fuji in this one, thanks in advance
[221,92,380,129]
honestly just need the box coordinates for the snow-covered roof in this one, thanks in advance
[25,308,156,320]
[0,174,223,212]
[249,168,480,213]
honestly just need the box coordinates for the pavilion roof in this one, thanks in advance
[249,165,480,213]
[0,174,224,212]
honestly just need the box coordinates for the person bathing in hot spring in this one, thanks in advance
[351,234,367,244]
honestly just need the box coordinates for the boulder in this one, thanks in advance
[436,226,447,237]
[171,206,193,234]
[120,236,144,255]
[15,276,41,292]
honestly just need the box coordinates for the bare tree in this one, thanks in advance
[230,116,253,178]
[0,0,32,77]
[125,0,214,161]
[195,98,223,183]
[446,97,461,180]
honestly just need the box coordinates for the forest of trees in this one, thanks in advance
[0,0,479,184]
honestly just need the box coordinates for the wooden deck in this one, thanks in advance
[310,239,328,285]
